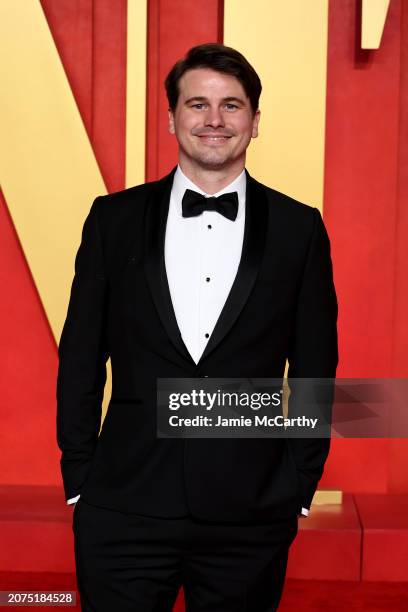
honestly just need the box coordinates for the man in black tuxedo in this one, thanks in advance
[57,43,338,611]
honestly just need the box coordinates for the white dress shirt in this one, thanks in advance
[67,164,309,517]
[165,165,246,365]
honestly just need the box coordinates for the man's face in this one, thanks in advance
[168,68,260,172]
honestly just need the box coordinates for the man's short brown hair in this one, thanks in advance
[165,43,262,115]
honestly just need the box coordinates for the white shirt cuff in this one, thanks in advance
[67,494,81,505]
[300,507,309,516]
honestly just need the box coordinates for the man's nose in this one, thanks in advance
[204,107,225,128]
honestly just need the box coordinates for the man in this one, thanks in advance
[57,43,338,611]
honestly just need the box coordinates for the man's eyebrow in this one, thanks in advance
[184,96,208,104]
[223,96,246,105]
[184,96,246,105]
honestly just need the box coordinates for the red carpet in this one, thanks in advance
[1,573,408,611]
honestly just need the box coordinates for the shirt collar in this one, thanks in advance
[171,164,246,219]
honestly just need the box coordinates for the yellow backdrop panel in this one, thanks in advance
[0,0,106,341]
[362,0,390,49]
[224,0,329,210]
[1,1,146,422]
[126,0,147,188]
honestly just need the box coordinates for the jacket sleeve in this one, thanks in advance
[56,197,109,501]
[287,207,338,511]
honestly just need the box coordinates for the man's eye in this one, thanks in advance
[225,104,238,110]
[192,103,205,109]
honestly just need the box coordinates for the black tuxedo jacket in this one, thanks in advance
[57,168,338,523]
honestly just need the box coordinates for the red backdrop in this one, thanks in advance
[0,0,407,495]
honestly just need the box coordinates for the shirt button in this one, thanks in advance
[207,224,212,229]
[206,277,210,282]
[205,333,209,338]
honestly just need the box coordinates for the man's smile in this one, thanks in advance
[197,134,232,145]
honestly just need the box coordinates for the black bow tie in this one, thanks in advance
[182,189,239,221]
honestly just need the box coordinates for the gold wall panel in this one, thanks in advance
[362,0,390,49]
[224,0,329,210]
[126,0,147,188]
[0,0,106,341]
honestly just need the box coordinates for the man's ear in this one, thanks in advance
[168,109,175,134]
[252,109,261,139]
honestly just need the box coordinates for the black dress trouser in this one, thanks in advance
[73,498,298,612]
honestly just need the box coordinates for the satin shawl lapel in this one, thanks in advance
[143,168,195,365]
[143,168,269,367]
[198,171,268,364]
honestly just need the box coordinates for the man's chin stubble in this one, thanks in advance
[191,151,235,171]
